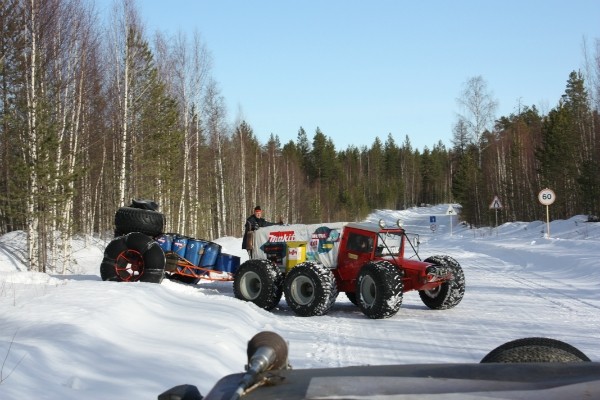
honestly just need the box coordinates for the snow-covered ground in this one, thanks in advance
[1,205,599,399]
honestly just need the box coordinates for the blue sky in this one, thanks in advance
[99,0,600,151]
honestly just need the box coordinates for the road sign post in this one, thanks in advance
[445,205,456,236]
[489,196,503,231]
[538,188,556,238]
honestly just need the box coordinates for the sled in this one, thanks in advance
[166,251,238,282]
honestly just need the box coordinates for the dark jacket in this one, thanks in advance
[242,214,280,249]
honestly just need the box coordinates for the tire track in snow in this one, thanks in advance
[428,238,600,315]
[306,315,349,367]
[280,299,362,368]
[0,242,27,271]
[463,250,600,319]
[496,271,600,312]
[420,242,600,359]
[276,295,427,369]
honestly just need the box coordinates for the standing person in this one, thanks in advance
[242,206,283,257]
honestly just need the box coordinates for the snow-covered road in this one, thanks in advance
[1,205,599,399]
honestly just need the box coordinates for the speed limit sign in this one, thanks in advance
[538,188,555,238]
[538,188,556,206]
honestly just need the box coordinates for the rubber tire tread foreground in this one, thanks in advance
[480,337,591,363]
[356,261,403,319]
[284,262,338,317]
[419,255,465,310]
[114,207,165,238]
[233,259,284,311]
[100,232,165,283]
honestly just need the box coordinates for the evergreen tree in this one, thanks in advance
[383,134,403,208]
[537,103,578,216]
[429,141,450,205]
[0,0,27,233]
[281,139,304,223]
[562,71,598,215]
[420,147,433,205]
[537,71,594,217]
[309,128,339,221]
[296,126,312,182]
[400,135,419,208]
[452,145,480,225]
[366,137,384,206]
[494,105,543,221]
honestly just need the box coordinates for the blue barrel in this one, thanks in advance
[184,239,207,266]
[199,242,222,268]
[215,253,240,274]
[172,235,188,258]
[156,234,173,252]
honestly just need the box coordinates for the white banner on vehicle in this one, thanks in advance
[252,223,347,269]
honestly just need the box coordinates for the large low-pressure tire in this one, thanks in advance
[356,261,403,319]
[100,232,165,283]
[114,206,165,238]
[480,337,591,363]
[233,259,284,311]
[419,255,465,310]
[283,262,338,317]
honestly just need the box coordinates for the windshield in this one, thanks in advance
[376,232,403,256]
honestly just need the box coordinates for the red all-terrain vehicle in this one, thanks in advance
[233,220,465,319]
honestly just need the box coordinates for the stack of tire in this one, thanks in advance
[100,200,166,284]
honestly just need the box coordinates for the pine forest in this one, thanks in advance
[2,0,600,272]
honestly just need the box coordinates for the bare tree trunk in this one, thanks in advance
[111,1,140,208]
[193,117,201,234]
[60,63,85,273]
[191,33,208,235]
[117,37,130,208]
[177,123,189,233]
[25,0,40,271]
[216,133,226,236]
[239,126,247,232]
[253,147,258,207]
[285,158,290,223]
[92,136,106,236]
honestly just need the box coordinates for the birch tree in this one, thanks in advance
[53,1,96,272]
[162,31,210,235]
[107,0,144,207]
[234,120,259,233]
[204,79,227,237]
[23,0,43,270]
[457,76,498,168]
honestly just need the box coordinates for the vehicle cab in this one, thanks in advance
[334,222,407,292]
[334,220,447,294]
